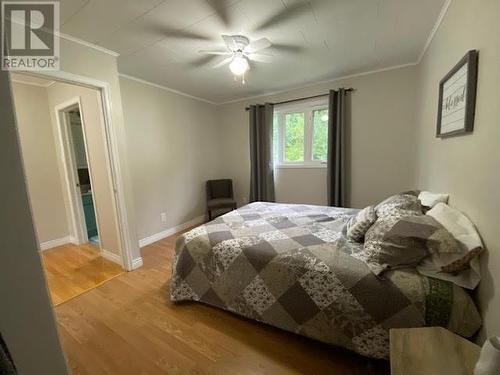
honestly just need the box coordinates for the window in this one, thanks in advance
[273,100,329,167]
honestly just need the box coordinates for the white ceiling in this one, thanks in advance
[60,0,446,103]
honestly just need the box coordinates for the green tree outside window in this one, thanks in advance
[312,109,328,161]
[284,112,305,161]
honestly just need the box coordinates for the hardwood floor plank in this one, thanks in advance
[41,243,124,305]
[54,230,389,374]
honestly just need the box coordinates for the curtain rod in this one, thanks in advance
[245,88,354,111]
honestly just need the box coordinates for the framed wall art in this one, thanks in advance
[436,50,479,138]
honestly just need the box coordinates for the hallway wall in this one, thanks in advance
[11,82,69,245]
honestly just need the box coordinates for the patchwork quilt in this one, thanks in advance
[170,202,481,359]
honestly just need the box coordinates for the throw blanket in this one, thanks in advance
[170,202,481,359]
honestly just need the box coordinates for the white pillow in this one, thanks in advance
[418,191,449,208]
[417,203,483,289]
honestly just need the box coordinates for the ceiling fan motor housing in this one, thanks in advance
[230,35,250,52]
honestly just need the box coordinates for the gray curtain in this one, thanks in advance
[249,103,275,202]
[327,89,349,207]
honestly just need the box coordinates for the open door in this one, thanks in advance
[55,99,101,249]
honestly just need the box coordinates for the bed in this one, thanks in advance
[170,202,481,359]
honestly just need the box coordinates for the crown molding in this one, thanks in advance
[120,62,418,107]
[59,32,120,57]
[6,14,120,58]
[417,0,452,64]
[55,1,450,105]
[119,74,217,105]
[216,63,418,106]
[216,1,452,106]
[6,1,450,103]
[10,77,55,88]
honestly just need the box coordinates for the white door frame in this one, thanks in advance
[54,98,102,249]
[15,70,136,271]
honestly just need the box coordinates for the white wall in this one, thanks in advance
[0,70,68,375]
[275,168,327,206]
[414,0,500,341]
[218,66,418,208]
[119,77,225,240]
[11,82,70,244]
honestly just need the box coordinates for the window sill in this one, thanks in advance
[275,163,327,169]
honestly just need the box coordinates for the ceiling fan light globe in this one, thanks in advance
[229,56,249,75]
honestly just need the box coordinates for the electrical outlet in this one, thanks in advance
[160,212,167,223]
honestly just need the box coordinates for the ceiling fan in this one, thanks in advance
[198,35,273,83]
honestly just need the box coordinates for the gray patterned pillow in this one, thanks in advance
[399,189,421,197]
[355,213,459,276]
[346,206,377,242]
[375,193,423,218]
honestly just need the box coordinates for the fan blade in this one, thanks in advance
[253,2,313,31]
[146,24,210,41]
[206,0,230,27]
[189,55,218,68]
[198,49,231,55]
[271,43,303,53]
[213,56,233,68]
[244,38,271,53]
[221,34,238,51]
[247,53,273,63]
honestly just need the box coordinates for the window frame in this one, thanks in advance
[274,98,329,169]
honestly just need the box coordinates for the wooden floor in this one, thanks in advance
[54,230,389,375]
[42,243,124,306]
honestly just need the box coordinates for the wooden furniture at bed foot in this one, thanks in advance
[390,327,481,375]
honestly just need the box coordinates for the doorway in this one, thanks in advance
[60,105,100,247]
[10,72,125,305]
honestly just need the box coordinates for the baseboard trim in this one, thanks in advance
[139,214,205,248]
[132,257,143,270]
[39,236,75,251]
[101,249,122,266]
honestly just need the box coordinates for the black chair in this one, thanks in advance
[206,179,237,220]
